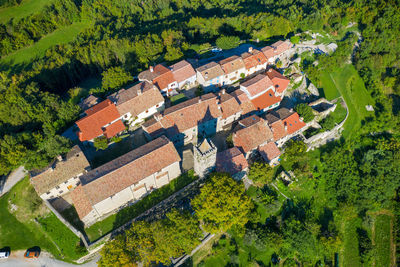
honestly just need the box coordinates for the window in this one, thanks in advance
[46,192,50,195]
[124,114,128,118]
[67,185,73,190]
[55,185,60,189]
[289,123,292,126]
[156,104,159,107]
[59,190,63,194]
[64,181,68,184]
[145,110,149,113]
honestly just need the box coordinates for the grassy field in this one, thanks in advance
[373,213,394,267]
[85,171,197,241]
[0,21,91,67]
[320,64,374,139]
[341,218,361,267]
[0,177,86,261]
[0,0,55,23]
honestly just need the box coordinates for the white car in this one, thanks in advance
[0,251,9,259]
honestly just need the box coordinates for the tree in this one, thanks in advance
[191,173,254,233]
[295,103,315,122]
[216,36,240,50]
[248,161,274,185]
[93,136,108,151]
[101,67,132,91]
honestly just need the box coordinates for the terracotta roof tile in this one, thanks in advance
[250,89,281,110]
[241,49,268,70]
[219,92,241,119]
[283,112,306,135]
[219,56,245,75]
[261,40,291,59]
[196,62,224,82]
[71,185,93,219]
[270,120,287,141]
[138,64,170,81]
[238,115,261,128]
[104,120,125,139]
[233,117,273,153]
[108,81,164,118]
[76,100,122,141]
[78,95,99,111]
[266,68,290,94]
[216,147,248,176]
[30,146,90,195]
[241,74,274,98]
[171,60,196,83]
[230,89,256,115]
[72,136,181,219]
[258,142,281,162]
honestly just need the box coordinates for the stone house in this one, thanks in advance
[170,60,197,89]
[30,145,91,200]
[266,68,291,98]
[241,47,268,76]
[258,142,281,166]
[265,108,307,147]
[108,81,165,126]
[216,147,249,180]
[71,136,181,226]
[138,64,178,96]
[219,56,246,85]
[76,99,126,142]
[232,115,274,159]
[142,92,241,147]
[196,62,225,92]
[261,40,292,64]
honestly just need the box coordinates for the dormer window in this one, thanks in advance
[269,93,272,97]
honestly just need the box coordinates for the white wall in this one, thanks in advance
[178,75,197,89]
[40,175,82,200]
[222,67,246,85]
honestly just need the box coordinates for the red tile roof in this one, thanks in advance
[261,40,291,60]
[250,89,281,111]
[171,60,196,83]
[104,120,125,139]
[138,64,177,91]
[72,136,181,219]
[270,120,287,141]
[108,81,164,118]
[261,46,275,60]
[233,117,273,154]
[231,89,256,115]
[258,142,281,162]
[216,147,248,176]
[153,70,176,91]
[241,49,268,70]
[76,99,122,141]
[283,112,306,135]
[266,68,290,94]
[241,74,274,98]
[219,56,245,75]
[219,92,241,119]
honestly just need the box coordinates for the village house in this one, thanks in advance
[241,47,268,76]
[138,64,178,96]
[261,40,292,64]
[76,99,126,142]
[196,62,225,92]
[30,145,91,200]
[142,92,241,146]
[108,81,165,126]
[170,60,197,89]
[258,142,281,166]
[239,74,282,113]
[78,94,100,111]
[71,136,181,226]
[219,55,246,85]
[232,115,275,159]
[266,68,291,98]
[265,108,307,147]
[216,147,249,180]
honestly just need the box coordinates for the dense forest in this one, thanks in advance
[1,0,400,265]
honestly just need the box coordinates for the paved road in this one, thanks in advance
[0,166,26,197]
[0,251,99,267]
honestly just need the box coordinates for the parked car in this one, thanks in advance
[0,251,10,259]
[24,250,40,258]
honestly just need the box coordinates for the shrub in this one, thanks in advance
[248,162,274,185]
[101,66,132,91]
[216,36,240,50]
[290,36,300,44]
[295,103,315,122]
[320,115,336,130]
[93,136,108,151]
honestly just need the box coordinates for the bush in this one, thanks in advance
[295,103,315,122]
[290,36,300,44]
[248,162,274,185]
[216,36,240,50]
[93,136,108,151]
[320,115,336,130]
[101,67,132,91]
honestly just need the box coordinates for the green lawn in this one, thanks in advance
[85,171,197,241]
[0,177,86,262]
[373,214,393,267]
[170,93,188,106]
[0,21,91,67]
[320,64,374,139]
[0,0,55,23]
[341,218,361,267]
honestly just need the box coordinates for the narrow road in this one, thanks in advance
[0,166,26,197]
[0,251,99,267]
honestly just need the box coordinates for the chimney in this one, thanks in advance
[150,66,154,72]
[57,155,63,162]
[299,117,304,122]
[284,121,288,131]
[78,131,83,140]
[154,113,162,121]
[248,47,253,53]
[221,88,226,94]
[289,108,293,112]
[137,88,142,95]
